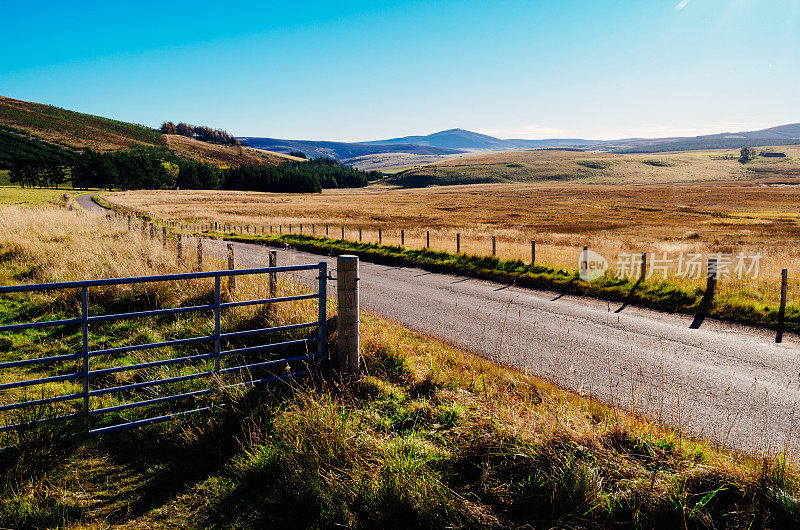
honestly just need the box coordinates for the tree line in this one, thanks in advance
[160,121,240,146]
[7,148,378,193]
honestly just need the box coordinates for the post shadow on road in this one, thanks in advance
[690,260,717,330]
[614,276,643,314]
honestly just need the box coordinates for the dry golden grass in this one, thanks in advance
[105,170,800,303]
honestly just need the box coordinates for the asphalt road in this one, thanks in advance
[79,195,800,455]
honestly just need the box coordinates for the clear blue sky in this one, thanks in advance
[1,0,798,141]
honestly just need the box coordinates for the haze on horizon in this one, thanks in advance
[1,0,798,142]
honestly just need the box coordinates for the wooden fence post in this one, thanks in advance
[640,252,647,282]
[426,231,430,249]
[227,244,235,294]
[299,224,302,234]
[289,224,292,233]
[337,255,360,377]
[341,225,345,240]
[197,239,203,271]
[378,228,382,245]
[492,236,497,257]
[149,223,155,241]
[456,233,460,254]
[312,223,315,235]
[531,240,536,265]
[326,224,329,236]
[778,268,788,342]
[359,227,362,242]
[162,226,167,248]
[177,234,183,264]
[401,229,405,246]
[127,216,131,231]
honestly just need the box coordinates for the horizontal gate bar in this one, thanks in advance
[88,369,211,397]
[89,406,212,436]
[0,317,82,333]
[221,337,317,357]
[0,411,82,434]
[0,391,84,413]
[220,292,318,310]
[90,387,216,416]
[0,371,83,392]
[0,351,82,370]
[88,303,216,323]
[88,334,214,358]
[89,351,217,377]
[218,353,319,375]
[220,321,320,340]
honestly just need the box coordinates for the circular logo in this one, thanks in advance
[578,248,608,281]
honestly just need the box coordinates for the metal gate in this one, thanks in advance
[0,262,327,436]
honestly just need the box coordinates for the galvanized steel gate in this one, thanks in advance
[0,262,327,436]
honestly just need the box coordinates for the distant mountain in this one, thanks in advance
[242,123,800,164]
[363,128,596,151]
[237,137,462,160]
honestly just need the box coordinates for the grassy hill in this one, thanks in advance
[0,96,292,168]
[388,145,800,187]
[0,95,161,151]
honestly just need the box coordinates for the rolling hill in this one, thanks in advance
[237,136,462,160]
[363,128,597,150]
[0,96,290,167]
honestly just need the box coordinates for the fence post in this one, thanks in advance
[127,216,131,231]
[279,225,282,234]
[177,234,183,264]
[337,255,360,377]
[456,233,460,254]
[141,221,146,240]
[326,224,329,236]
[401,229,405,246]
[162,226,167,248]
[289,224,292,233]
[778,268,788,342]
[197,239,203,271]
[492,236,497,257]
[227,244,235,294]
[341,225,345,240]
[531,240,536,265]
[379,228,382,245]
[150,223,155,240]
[312,223,315,235]
[81,285,90,432]
[359,227,362,242]
[426,231,430,249]
[640,252,647,282]
[300,223,303,234]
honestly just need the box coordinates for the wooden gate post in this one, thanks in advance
[227,244,235,294]
[337,255,360,378]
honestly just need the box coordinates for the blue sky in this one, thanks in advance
[1,0,798,141]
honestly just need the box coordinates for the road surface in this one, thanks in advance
[80,195,800,455]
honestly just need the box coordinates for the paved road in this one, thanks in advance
[75,193,107,213]
[85,197,800,455]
